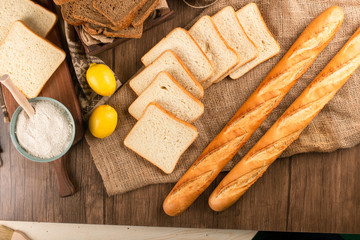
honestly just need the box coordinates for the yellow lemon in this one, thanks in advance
[86,63,116,96]
[89,105,118,138]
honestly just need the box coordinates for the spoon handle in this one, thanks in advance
[0,75,35,118]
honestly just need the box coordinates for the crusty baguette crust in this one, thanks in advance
[0,21,66,98]
[129,50,204,99]
[209,26,360,212]
[229,3,280,79]
[124,102,198,174]
[128,71,204,123]
[211,6,258,83]
[141,27,214,84]
[162,6,344,216]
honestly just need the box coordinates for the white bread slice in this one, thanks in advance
[212,6,258,80]
[128,72,204,123]
[0,0,57,42]
[229,3,280,79]
[141,28,214,84]
[124,103,198,174]
[130,50,204,99]
[0,21,65,98]
[189,16,239,88]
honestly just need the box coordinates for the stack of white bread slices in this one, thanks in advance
[124,3,280,174]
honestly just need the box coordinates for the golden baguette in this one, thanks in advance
[209,26,360,212]
[162,6,344,216]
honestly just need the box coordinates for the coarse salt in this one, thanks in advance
[15,100,73,159]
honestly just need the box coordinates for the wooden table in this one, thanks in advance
[1,0,359,234]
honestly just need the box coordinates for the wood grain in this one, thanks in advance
[288,149,360,233]
[0,0,359,233]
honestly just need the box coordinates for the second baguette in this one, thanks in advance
[209,26,360,212]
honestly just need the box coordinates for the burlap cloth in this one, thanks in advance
[85,0,360,195]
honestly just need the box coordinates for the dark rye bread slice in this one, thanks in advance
[104,24,143,38]
[83,23,104,35]
[132,0,160,27]
[109,11,137,31]
[93,0,148,28]
[53,0,73,5]
[84,23,143,38]
[61,1,85,25]
[73,0,113,27]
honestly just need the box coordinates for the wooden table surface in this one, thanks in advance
[1,0,360,234]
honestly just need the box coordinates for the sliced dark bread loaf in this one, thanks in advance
[132,0,160,27]
[61,1,85,25]
[53,0,73,5]
[83,22,143,38]
[104,24,143,38]
[83,23,104,35]
[109,11,137,31]
[73,0,113,27]
[93,0,148,28]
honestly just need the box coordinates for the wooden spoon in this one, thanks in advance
[0,74,35,118]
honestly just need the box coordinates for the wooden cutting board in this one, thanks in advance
[1,0,84,197]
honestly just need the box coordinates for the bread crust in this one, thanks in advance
[209,26,360,212]
[129,50,204,99]
[162,6,344,216]
[128,71,204,123]
[53,0,73,5]
[83,23,104,35]
[229,3,280,79]
[124,102,198,174]
[103,24,143,38]
[0,21,66,98]
[141,27,214,84]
